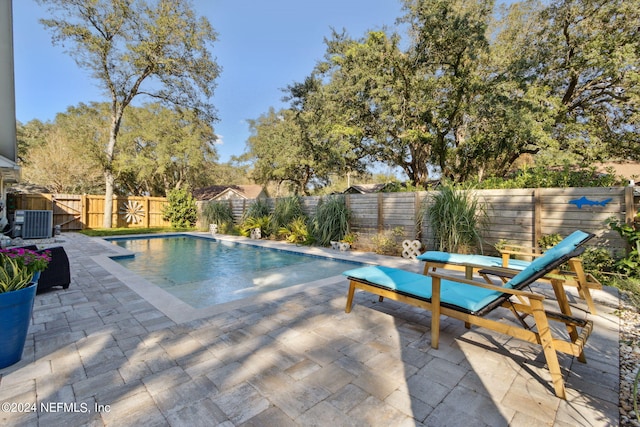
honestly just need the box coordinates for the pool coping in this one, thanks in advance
[91,232,421,324]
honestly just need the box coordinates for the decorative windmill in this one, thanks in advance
[119,201,146,224]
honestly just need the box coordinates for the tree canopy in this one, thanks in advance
[24,0,640,198]
[244,0,639,190]
[37,0,220,226]
[18,102,228,196]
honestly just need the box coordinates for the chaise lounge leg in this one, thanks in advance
[550,279,587,363]
[531,298,566,399]
[569,259,597,315]
[430,277,441,349]
[345,281,356,313]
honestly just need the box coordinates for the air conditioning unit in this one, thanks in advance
[13,210,53,239]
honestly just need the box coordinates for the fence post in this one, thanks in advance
[414,191,422,240]
[113,196,119,228]
[377,193,384,232]
[625,186,635,224]
[533,188,542,251]
[81,195,87,230]
[144,198,151,228]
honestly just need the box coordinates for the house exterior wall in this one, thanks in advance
[0,0,20,227]
[0,0,17,163]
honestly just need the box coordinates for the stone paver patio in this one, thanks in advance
[0,232,620,426]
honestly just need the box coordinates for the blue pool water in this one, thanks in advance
[109,235,359,308]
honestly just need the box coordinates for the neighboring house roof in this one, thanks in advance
[192,184,266,201]
[343,181,440,194]
[343,183,392,194]
[7,182,51,194]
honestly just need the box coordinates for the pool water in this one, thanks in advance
[110,235,359,308]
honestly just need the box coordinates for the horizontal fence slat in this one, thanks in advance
[10,187,638,255]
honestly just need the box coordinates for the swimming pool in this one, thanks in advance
[109,235,361,308]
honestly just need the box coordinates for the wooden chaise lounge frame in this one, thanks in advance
[344,245,594,399]
[418,231,602,314]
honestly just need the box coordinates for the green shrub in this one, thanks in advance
[201,201,234,231]
[426,184,487,253]
[608,216,640,278]
[372,227,405,255]
[163,188,198,228]
[538,233,563,250]
[271,196,306,232]
[240,216,271,238]
[244,199,271,220]
[477,163,623,189]
[277,217,312,244]
[312,195,350,246]
[581,247,616,281]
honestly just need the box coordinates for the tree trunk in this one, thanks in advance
[103,109,122,228]
[103,170,115,228]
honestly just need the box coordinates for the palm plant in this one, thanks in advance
[240,216,271,238]
[312,195,350,246]
[201,201,234,230]
[425,184,487,254]
[243,198,271,220]
[278,217,312,244]
[271,196,306,231]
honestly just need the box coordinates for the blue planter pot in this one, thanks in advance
[0,283,37,369]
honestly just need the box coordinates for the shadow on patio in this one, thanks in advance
[0,233,620,426]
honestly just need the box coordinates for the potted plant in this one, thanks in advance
[339,232,358,251]
[0,247,50,369]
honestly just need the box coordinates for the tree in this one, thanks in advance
[116,104,218,196]
[245,108,309,195]
[22,126,104,193]
[285,75,368,193]
[315,29,435,185]
[245,86,363,196]
[311,0,495,185]
[38,0,220,227]
[18,102,227,196]
[16,119,51,164]
[18,104,108,193]
[244,0,639,186]
[400,0,494,182]
[501,0,640,163]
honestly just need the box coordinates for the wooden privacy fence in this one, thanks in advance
[8,187,639,255]
[208,186,638,256]
[7,194,171,230]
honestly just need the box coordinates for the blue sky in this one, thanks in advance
[12,0,405,162]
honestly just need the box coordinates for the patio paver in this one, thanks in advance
[0,232,620,426]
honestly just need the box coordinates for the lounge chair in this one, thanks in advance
[343,240,594,399]
[417,230,601,314]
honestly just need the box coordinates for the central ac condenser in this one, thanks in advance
[13,210,54,239]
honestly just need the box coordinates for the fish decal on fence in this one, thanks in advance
[568,196,613,209]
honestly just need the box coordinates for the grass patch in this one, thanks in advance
[79,227,195,237]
